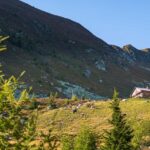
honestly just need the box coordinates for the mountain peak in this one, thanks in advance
[142,48,150,53]
[122,44,138,53]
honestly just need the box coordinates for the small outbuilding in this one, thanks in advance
[131,87,150,98]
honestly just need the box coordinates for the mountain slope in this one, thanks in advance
[0,0,150,98]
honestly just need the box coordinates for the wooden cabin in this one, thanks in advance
[131,87,150,98]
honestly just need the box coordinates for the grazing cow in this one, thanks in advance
[72,107,78,113]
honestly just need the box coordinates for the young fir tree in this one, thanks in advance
[0,36,38,149]
[0,36,59,149]
[0,70,38,149]
[102,90,134,150]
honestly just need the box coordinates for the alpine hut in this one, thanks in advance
[131,87,150,98]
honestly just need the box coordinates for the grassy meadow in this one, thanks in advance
[36,98,150,149]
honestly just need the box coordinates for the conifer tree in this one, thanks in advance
[0,35,59,149]
[0,69,38,149]
[102,89,134,150]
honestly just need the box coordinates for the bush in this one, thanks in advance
[71,95,79,101]
[61,135,74,150]
[48,93,58,109]
[74,127,97,150]
[64,98,70,105]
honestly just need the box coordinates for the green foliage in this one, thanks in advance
[0,69,59,149]
[0,70,37,149]
[0,35,60,149]
[48,93,58,109]
[71,95,79,101]
[13,113,38,149]
[0,69,58,150]
[61,135,74,150]
[0,36,9,51]
[142,120,150,136]
[64,98,70,105]
[131,119,145,149]
[133,120,150,149]
[61,128,97,150]
[101,89,134,150]
[74,127,97,150]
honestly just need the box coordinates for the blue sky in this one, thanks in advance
[21,0,150,49]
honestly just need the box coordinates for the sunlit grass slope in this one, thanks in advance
[37,98,150,147]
